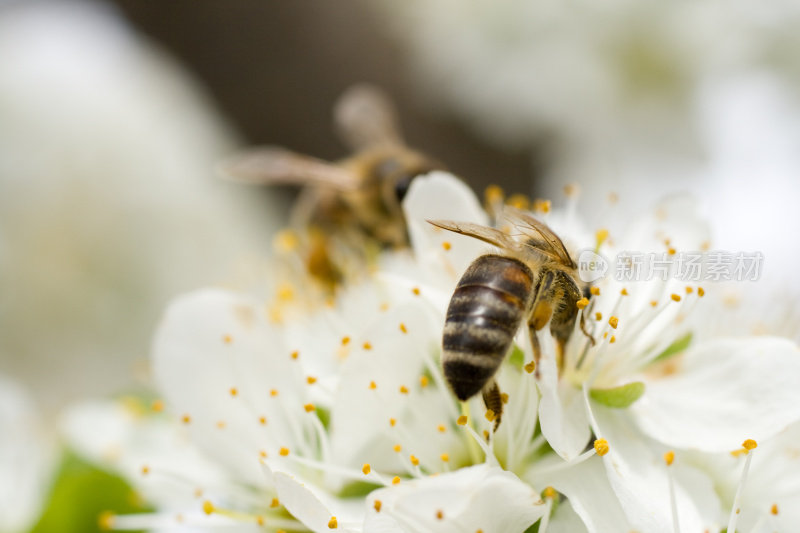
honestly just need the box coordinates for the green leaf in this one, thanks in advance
[508,344,525,369]
[337,480,382,498]
[589,381,645,408]
[29,452,151,533]
[315,405,331,430]
[653,332,693,363]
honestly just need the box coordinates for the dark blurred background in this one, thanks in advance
[108,0,534,195]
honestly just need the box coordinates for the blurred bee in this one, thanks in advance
[221,84,442,290]
[429,208,593,429]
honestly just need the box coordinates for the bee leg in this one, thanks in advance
[579,310,596,346]
[481,379,503,433]
[527,270,556,378]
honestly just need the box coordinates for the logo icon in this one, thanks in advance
[578,250,608,283]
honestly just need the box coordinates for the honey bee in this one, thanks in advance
[221,84,442,290]
[429,207,594,429]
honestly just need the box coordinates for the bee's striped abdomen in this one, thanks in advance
[442,255,534,400]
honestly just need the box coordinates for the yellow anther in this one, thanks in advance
[202,500,214,515]
[595,229,609,246]
[341,336,351,346]
[685,286,693,294]
[603,332,608,339]
[410,455,420,466]
[328,516,338,529]
[435,509,445,520]
[369,381,377,390]
[771,503,779,515]
[608,316,619,329]
[594,438,610,456]
[216,420,226,429]
[389,418,396,427]
[595,312,603,321]
[140,465,150,476]
[485,184,504,204]
[374,499,383,512]
[259,450,268,459]
[304,403,316,413]
[671,294,682,302]
[533,198,551,213]
[440,453,450,462]
[668,247,677,256]
[457,415,468,426]
[664,451,675,466]
[609,336,616,343]
[379,302,389,312]
[485,410,496,422]
[270,389,279,397]
[256,516,265,526]
[98,511,115,531]
[576,297,589,309]
[222,334,233,344]
[501,393,509,404]
[399,323,408,334]
[420,375,430,387]
[270,498,280,508]
[362,342,372,350]
[590,287,601,296]
[392,476,401,485]
[412,287,421,296]
[279,447,289,456]
[650,300,658,307]
[743,439,758,451]
[698,287,705,297]
[229,387,238,397]
[442,241,452,251]
[151,400,164,412]
[194,488,204,498]
[276,282,295,302]
[268,306,283,324]
[508,194,530,210]
[524,361,536,374]
[399,385,409,394]
[362,463,371,475]
[306,376,317,385]
[564,184,579,197]
[393,444,402,453]
[273,229,299,252]
[437,424,446,433]
[176,414,189,425]
[543,486,557,499]
[291,350,299,360]
[483,429,490,440]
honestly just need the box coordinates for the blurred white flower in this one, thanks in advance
[0,0,276,416]
[0,375,54,533]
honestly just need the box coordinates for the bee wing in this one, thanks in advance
[218,146,361,190]
[427,220,521,251]
[334,84,403,151]
[502,205,575,267]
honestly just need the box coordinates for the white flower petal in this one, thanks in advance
[537,330,590,460]
[633,337,800,451]
[330,301,461,472]
[0,376,53,533]
[528,455,631,533]
[363,464,546,533]
[591,404,716,533]
[270,469,362,533]
[403,172,489,289]
[546,500,589,533]
[61,400,231,509]
[152,289,306,486]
